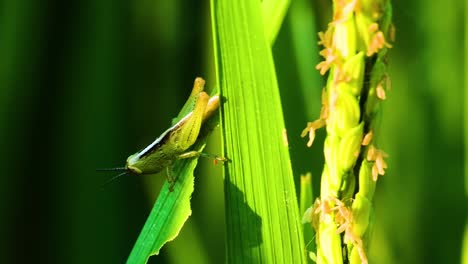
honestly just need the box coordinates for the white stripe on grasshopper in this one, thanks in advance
[134,112,193,160]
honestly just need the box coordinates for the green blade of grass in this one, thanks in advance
[464,0,468,263]
[261,0,291,45]
[299,173,314,252]
[126,158,198,263]
[211,0,306,262]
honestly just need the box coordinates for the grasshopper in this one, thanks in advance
[101,77,226,190]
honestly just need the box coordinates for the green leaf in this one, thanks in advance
[211,0,306,262]
[126,159,198,263]
[300,173,315,250]
[261,0,291,44]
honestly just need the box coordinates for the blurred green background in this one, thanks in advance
[0,0,464,263]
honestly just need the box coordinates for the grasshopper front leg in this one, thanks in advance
[166,152,228,192]
[177,151,228,164]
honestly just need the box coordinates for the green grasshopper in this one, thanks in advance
[101,77,226,190]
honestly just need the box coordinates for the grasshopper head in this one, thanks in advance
[126,153,143,174]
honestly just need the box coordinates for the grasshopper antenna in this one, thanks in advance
[96,167,126,172]
[97,167,128,188]
[100,171,129,188]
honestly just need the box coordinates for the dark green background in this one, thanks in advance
[0,0,464,263]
